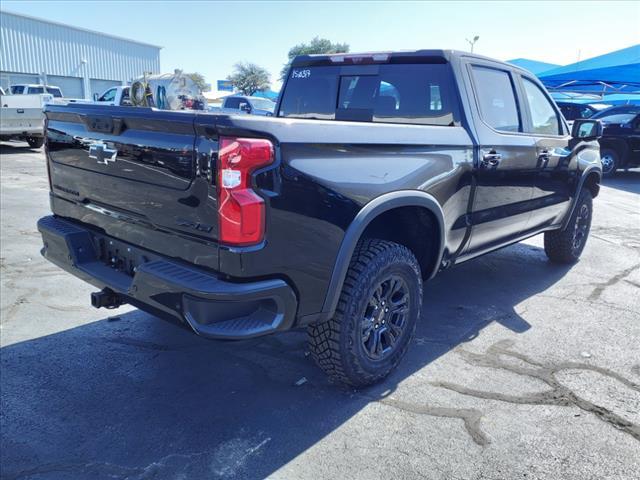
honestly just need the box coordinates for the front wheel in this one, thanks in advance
[308,239,422,387]
[26,137,44,149]
[544,189,593,264]
[600,148,619,177]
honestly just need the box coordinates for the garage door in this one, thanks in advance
[47,75,84,99]
[0,72,40,92]
[90,79,121,98]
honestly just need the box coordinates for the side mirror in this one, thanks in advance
[92,93,99,101]
[240,103,252,113]
[571,119,602,141]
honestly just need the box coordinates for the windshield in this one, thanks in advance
[597,113,637,124]
[251,98,276,111]
[593,108,640,119]
[279,63,459,126]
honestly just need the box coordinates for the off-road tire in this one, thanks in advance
[26,137,44,149]
[544,188,593,264]
[308,239,422,387]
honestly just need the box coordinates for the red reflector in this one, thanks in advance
[217,137,274,246]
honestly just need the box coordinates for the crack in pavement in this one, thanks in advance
[432,340,640,443]
[536,293,640,316]
[376,396,490,446]
[587,263,640,301]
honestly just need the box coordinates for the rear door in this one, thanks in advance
[463,62,538,254]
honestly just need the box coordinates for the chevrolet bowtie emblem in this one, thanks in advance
[89,141,118,165]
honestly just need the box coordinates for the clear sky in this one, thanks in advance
[3,0,639,90]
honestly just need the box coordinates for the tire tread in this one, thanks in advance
[308,239,422,386]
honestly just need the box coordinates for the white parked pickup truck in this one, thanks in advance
[9,84,63,98]
[0,91,52,148]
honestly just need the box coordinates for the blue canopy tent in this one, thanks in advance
[538,45,640,102]
[507,58,560,75]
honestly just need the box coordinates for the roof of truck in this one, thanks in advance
[291,49,522,70]
[11,84,61,88]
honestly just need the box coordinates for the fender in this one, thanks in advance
[561,164,602,230]
[319,190,445,319]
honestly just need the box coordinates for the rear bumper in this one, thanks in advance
[37,215,298,339]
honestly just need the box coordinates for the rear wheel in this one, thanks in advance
[600,148,619,177]
[544,189,593,264]
[308,239,422,387]
[26,137,44,149]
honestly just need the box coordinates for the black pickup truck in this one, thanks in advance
[38,50,603,386]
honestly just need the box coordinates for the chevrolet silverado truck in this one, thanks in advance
[38,50,603,386]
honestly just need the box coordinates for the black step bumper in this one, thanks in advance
[37,215,298,339]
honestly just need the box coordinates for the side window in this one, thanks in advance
[578,106,594,119]
[28,86,45,94]
[11,86,24,94]
[46,87,63,98]
[522,77,561,135]
[225,98,241,109]
[120,88,131,106]
[99,88,116,102]
[471,66,521,132]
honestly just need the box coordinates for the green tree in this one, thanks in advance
[185,72,208,92]
[280,37,349,80]
[227,63,271,96]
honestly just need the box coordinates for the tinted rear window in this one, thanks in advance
[278,64,459,126]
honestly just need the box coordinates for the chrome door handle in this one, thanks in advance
[481,151,502,167]
[538,149,551,166]
[538,149,551,161]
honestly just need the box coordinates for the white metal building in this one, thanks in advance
[0,11,161,98]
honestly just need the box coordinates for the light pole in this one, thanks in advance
[466,35,480,53]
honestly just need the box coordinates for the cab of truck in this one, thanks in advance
[91,86,132,106]
[220,95,275,116]
[10,84,63,98]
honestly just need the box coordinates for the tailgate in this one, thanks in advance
[0,107,44,134]
[45,104,220,269]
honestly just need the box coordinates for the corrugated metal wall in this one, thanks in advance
[0,11,160,97]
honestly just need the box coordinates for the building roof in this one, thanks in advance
[0,10,162,49]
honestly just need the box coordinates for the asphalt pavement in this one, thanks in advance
[1,141,639,480]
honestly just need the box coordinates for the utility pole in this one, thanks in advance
[466,35,480,53]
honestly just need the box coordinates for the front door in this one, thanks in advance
[517,75,573,232]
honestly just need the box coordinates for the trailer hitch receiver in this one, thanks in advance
[91,288,125,309]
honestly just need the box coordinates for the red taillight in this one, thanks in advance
[217,136,274,246]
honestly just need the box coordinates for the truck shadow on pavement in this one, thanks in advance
[0,142,41,154]
[1,243,576,480]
